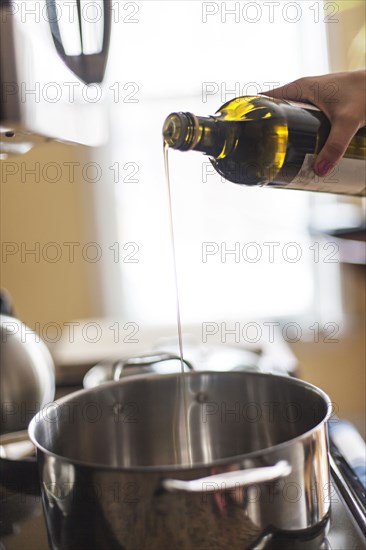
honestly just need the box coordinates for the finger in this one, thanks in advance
[314,118,360,177]
[260,79,311,103]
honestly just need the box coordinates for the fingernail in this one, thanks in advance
[315,160,334,177]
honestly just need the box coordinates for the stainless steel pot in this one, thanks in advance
[83,352,194,388]
[82,342,295,390]
[29,372,331,549]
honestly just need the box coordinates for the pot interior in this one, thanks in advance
[30,372,329,469]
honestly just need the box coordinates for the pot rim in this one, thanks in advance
[28,371,332,472]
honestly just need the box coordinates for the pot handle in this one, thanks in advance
[162,460,291,493]
[114,352,194,379]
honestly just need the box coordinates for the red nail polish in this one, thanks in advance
[315,160,334,177]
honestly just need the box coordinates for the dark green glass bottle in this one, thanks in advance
[163,96,366,196]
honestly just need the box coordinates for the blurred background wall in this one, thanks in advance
[1,142,104,326]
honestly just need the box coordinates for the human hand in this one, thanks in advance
[262,71,366,177]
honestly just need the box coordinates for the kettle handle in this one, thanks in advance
[162,461,291,493]
[0,289,14,316]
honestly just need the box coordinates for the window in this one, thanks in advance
[93,1,342,331]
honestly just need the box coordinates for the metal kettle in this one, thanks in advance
[0,298,55,434]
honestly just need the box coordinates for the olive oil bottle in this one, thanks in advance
[163,96,366,196]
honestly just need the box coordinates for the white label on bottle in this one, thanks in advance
[288,101,320,112]
[283,154,366,195]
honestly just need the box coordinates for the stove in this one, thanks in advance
[1,445,365,550]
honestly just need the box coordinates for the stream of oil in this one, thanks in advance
[163,142,192,467]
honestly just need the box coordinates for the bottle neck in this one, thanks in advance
[163,112,224,157]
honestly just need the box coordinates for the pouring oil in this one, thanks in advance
[163,142,192,467]
[163,142,185,372]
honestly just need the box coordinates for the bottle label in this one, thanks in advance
[284,154,366,195]
[288,101,320,112]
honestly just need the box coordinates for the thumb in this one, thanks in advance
[260,79,310,103]
[314,118,359,177]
